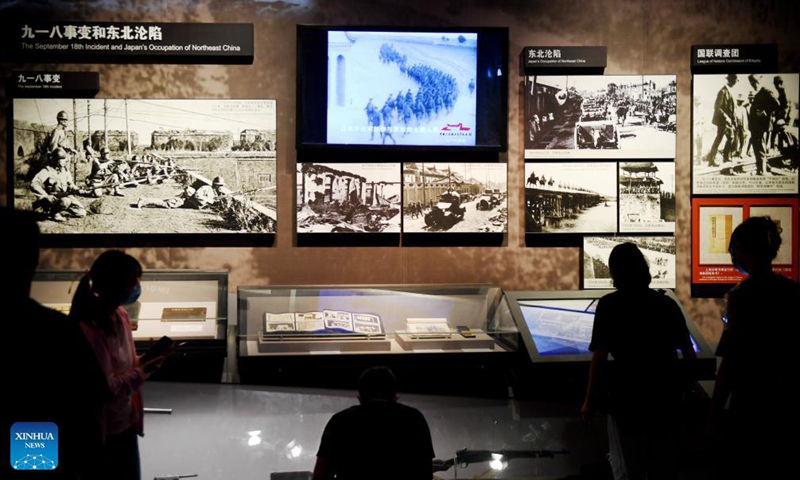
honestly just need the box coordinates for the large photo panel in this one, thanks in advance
[692,73,799,195]
[524,74,677,159]
[11,98,277,246]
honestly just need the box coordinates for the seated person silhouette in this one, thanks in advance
[312,366,434,480]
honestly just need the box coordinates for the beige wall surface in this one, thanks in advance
[2,0,799,346]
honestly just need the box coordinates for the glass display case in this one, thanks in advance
[31,270,229,382]
[237,284,518,356]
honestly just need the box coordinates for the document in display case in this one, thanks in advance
[237,284,518,356]
[31,270,229,382]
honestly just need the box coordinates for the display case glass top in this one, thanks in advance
[237,284,518,356]
[31,270,228,342]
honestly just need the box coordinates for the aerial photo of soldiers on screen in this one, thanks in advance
[524,75,677,159]
[402,163,507,233]
[327,31,478,147]
[12,99,277,234]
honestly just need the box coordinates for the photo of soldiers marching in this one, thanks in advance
[328,31,477,146]
[402,163,507,233]
[692,73,798,195]
[12,98,277,234]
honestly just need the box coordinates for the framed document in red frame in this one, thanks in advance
[691,197,798,297]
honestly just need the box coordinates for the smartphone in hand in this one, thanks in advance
[140,336,175,364]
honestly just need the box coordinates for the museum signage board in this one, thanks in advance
[522,46,607,70]
[691,44,778,74]
[8,71,100,98]
[9,22,254,64]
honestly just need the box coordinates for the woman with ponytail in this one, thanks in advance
[70,250,168,480]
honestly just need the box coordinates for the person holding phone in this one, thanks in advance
[70,250,171,480]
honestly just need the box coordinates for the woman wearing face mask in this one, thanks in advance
[70,250,169,480]
[709,216,800,479]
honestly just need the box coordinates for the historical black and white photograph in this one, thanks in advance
[294,312,325,332]
[749,205,793,265]
[524,75,677,159]
[324,310,354,331]
[402,162,507,233]
[327,30,478,147]
[583,236,676,289]
[264,313,295,333]
[692,73,799,194]
[525,162,617,233]
[296,163,401,233]
[619,162,675,233]
[353,321,383,334]
[697,205,743,265]
[12,98,277,235]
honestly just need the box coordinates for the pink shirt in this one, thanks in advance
[81,307,145,436]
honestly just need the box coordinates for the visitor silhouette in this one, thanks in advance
[312,366,435,480]
[582,242,696,480]
[709,216,799,478]
[69,250,171,480]
[1,207,109,480]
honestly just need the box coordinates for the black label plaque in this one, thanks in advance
[522,46,607,72]
[8,71,100,98]
[9,22,254,64]
[691,44,778,73]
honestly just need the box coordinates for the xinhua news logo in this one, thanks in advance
[10,422,58,471]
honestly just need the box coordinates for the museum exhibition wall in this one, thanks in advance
[2,0,799,350]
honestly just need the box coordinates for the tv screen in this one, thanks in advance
[297,26,508,151]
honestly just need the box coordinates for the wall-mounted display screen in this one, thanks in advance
[297,25,508,151]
